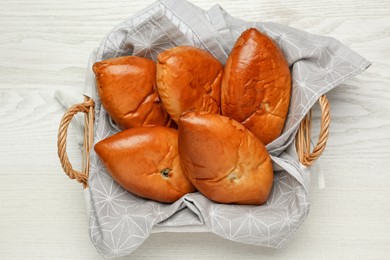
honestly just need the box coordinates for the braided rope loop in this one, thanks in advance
[57,96,94,188]
[296,95,331,166]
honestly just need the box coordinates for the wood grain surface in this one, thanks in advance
[0,0,389,259]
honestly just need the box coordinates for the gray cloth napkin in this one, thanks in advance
[81,0,370,257]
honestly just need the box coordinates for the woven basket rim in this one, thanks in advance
[57,95,330,188]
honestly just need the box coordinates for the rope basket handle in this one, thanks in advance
[57,96,94,188]
[296,95,331,166]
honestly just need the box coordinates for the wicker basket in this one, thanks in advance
[54,0,376,255]
[57,95,330,188]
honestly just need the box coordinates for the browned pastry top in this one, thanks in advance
[94,126,196,203]
[156,46,223,122]
[93,56,170,129]
[221,28,291,145]
[178,111,274,205]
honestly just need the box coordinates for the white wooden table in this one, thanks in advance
[1,0,389,259]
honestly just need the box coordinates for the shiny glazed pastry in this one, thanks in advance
[221,28,291,145]
[156,46,223,122]
[178,111,274,205]
[93,56,170,129]
[94,126,196,203]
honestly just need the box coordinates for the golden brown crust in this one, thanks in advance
[156,46,223,122]
[221,28,291,145]
[94,126,196,203]
[178,111,274,205]
[93,56,170,129]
